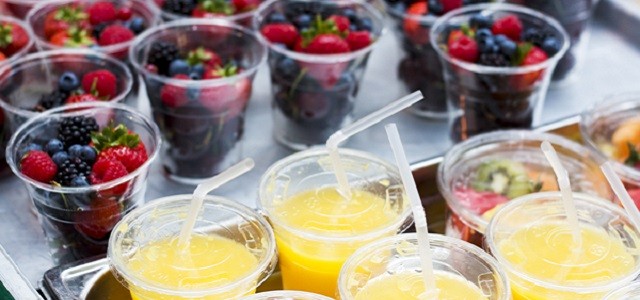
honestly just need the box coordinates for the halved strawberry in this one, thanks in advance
[0,22,29,56]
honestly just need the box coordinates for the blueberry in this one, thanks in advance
[470,14,492,29]
[342,8,357,21]
[189,72,201,80]
[267,13,287,24]
[52,151,69,167]
[187,87,200,101]
[427,0,443,15]
[44,139,64,155]
[356,17,372,32]
[349,24,358,32]
[169,59,190,76]
[275,57,300,79]
[294,14,312,29]
[68,144,83,159]
[191,64,205,77]
[79,146,96,164]
[478,36,497,53]
[70,176,89,187]
[499,39,517,58]
[127,17,146,34]
[19,143,42,157]
[541,37,560,55]
[58,71,80,93]
[475,28,492,41]
[494,34,509,44]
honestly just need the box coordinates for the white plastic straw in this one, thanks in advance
[601,162,640,228]
[540,141,582,247]
[326,91,423,198]
[385,124,439,299]
[177,158,255,248]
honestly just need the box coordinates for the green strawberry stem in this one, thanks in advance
[91,124,140,151]
[513,42,533,66]
[300,15,341,48]
[65,27,95,47]
[187,47,212,66]
[200,0,235,15]
[0,24,13,48]
[625,143,640,167]
[55,6,88,23]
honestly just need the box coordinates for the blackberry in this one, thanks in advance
[478,53,510,67]
[34,91,68,112]
[58,116,99,148]
[162,0,196,16]
[56,157,92,187]
[93,23,109,39]
[147,41,180,76]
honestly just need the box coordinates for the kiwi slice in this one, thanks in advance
[471,159,541,199]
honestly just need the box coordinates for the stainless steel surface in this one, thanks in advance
[2,0,640,289]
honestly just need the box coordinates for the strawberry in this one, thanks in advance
[116,7,133,20]
[89,156,129,196]
[232,0,260,12]
[346,31,372,51]
[522,45,548,65]
[628,189,640,208]
[87,1,117,25]
[98,144,147,173]
[160,74,190,108]
[75,196,121,240]
[98,25,134,46]
[0,23,29,56]
[260,23,299,48]
[65,93,98,105]
[402,1,429,45]
[512,45,548,88]
[442,0,463,13]
[192,0,235,17]
[186,47,222,69]
[448,35,478,62]
[20,150,58,183]
[448,29,465,45]
[49,27,96,47]
[44,6,89,39]
[328,15,350,33]
[92,124,148,172]
[0,52,5,63]
[306,34,350,54]
[492,15,523,42]
[203,62,238,79]
[81,69,117,99]
[199,77,251,118]
[454,188,509,215]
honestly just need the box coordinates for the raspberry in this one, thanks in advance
[98,25,134,46]
[491,15,523,42]
[346,31,372,51]
[328,15,350,32]
[448,35,478,63]
[20,150,58,183]
[87,1,117,25]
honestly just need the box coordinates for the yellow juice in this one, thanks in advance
[354,271,487,300]
[126,234,259,300]
[498,222,636,299]
[273,187,401,297]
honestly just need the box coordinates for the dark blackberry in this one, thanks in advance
[162,0,196,16]
[92,23,108,40]
[478,53,510,67]
[147,41,180,76]
[34,91,68,112]
[58,116,99,148]
[56,157,92,187]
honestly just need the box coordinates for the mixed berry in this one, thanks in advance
[32,69,119,112]
[157,0,261,18]
[0,20,30,63]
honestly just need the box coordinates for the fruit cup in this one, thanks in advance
[505,0,599,82]
[6,102,161,265]
[0,49,133,177]
[151,0,265,27]
[0,15,35,68]
[130,19,266,184]
[430,3,569,142]
[437,130,613,247]
[385,0,492,118]
[580,93,640,208]
[26,0,160,60]
[255,0,385,150]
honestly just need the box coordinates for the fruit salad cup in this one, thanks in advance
[0,49,133,177]
[0,15,35,68]
[430,4,569,142]
[385,0,491,118]
[437,130,613,247]
[130,19,266,184]
[255,0,385,150]
[151,0,264,27]
[506,0,599,82]
[580,93,640,208]
[26,0,160,60]
[6,102,160,265]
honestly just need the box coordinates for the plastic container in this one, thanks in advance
[0,15,35,68]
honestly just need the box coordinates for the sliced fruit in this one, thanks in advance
[471,159,541,199]
[454,188,509,215]
[612,118,640,161]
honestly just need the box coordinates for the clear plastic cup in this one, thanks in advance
[0,15,35,68]
[150,0,263,27]
[129,19,266,184]
[240,291,333,300]
[486,192,640,299]
[338,233,511,299]
[6,102,161,265]
[580,92,640,207]
[0,0,39,18]
[430,4,569,142]
[505,0,599,83]
[437,130,614,247]
[0,49,133,177]
[108,194,278,300]
[26,0,160,60]
[603,281,640,300]
[258,148,412,297]
[254,0,386,150]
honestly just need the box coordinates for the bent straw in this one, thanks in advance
[601,162,640,228]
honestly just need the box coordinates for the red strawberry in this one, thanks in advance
[187,47,222,69]
[92,124,148,172]
[89,157,129,196]
[306,34,350,54]
[98,25,134,46]
[99,144,147,172]
[232,0,259,12]
[160,74,189,108]
[628,189,640,208]
[116,7,133,20]
[448,29,465,45]
[65,93,98,105]
[492,15,523,42]
[75,196,121,240]
[260,23,299,48]
[346,31,372,51]
[0,52,5,63]
[513,45,548,88]
[199,78,251,118]
[49,28,96,47]
[442,0,462,13]
[402,1,429,45]
[20,150,57,183]
[454,188,509,215]
[81,69,117,99]
[0,23,29,56]
[522,45,548,65]
[191,0,235,17]
[44,6,89,39]
[448,35,478,62]
[87,1,117,25]
[328,15,350,32]
[299,60,349,89]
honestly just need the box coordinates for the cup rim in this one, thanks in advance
[337,232,511,299]
[0,15,36,69]
[430,3,570,75]
[108,194,278,297]
[258,147,414,242]
[579,92,640,183]
[6,101,162,194]
[603,280,640,299]
[128,18,267,87]
[486,191,640,293]
[152,0,259,22]
[253,0,387,63]
[26,0,161,53]
[437,129,606,233]
[383,1,438,24]
[0,48,134,119]
[240,290,334,300]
